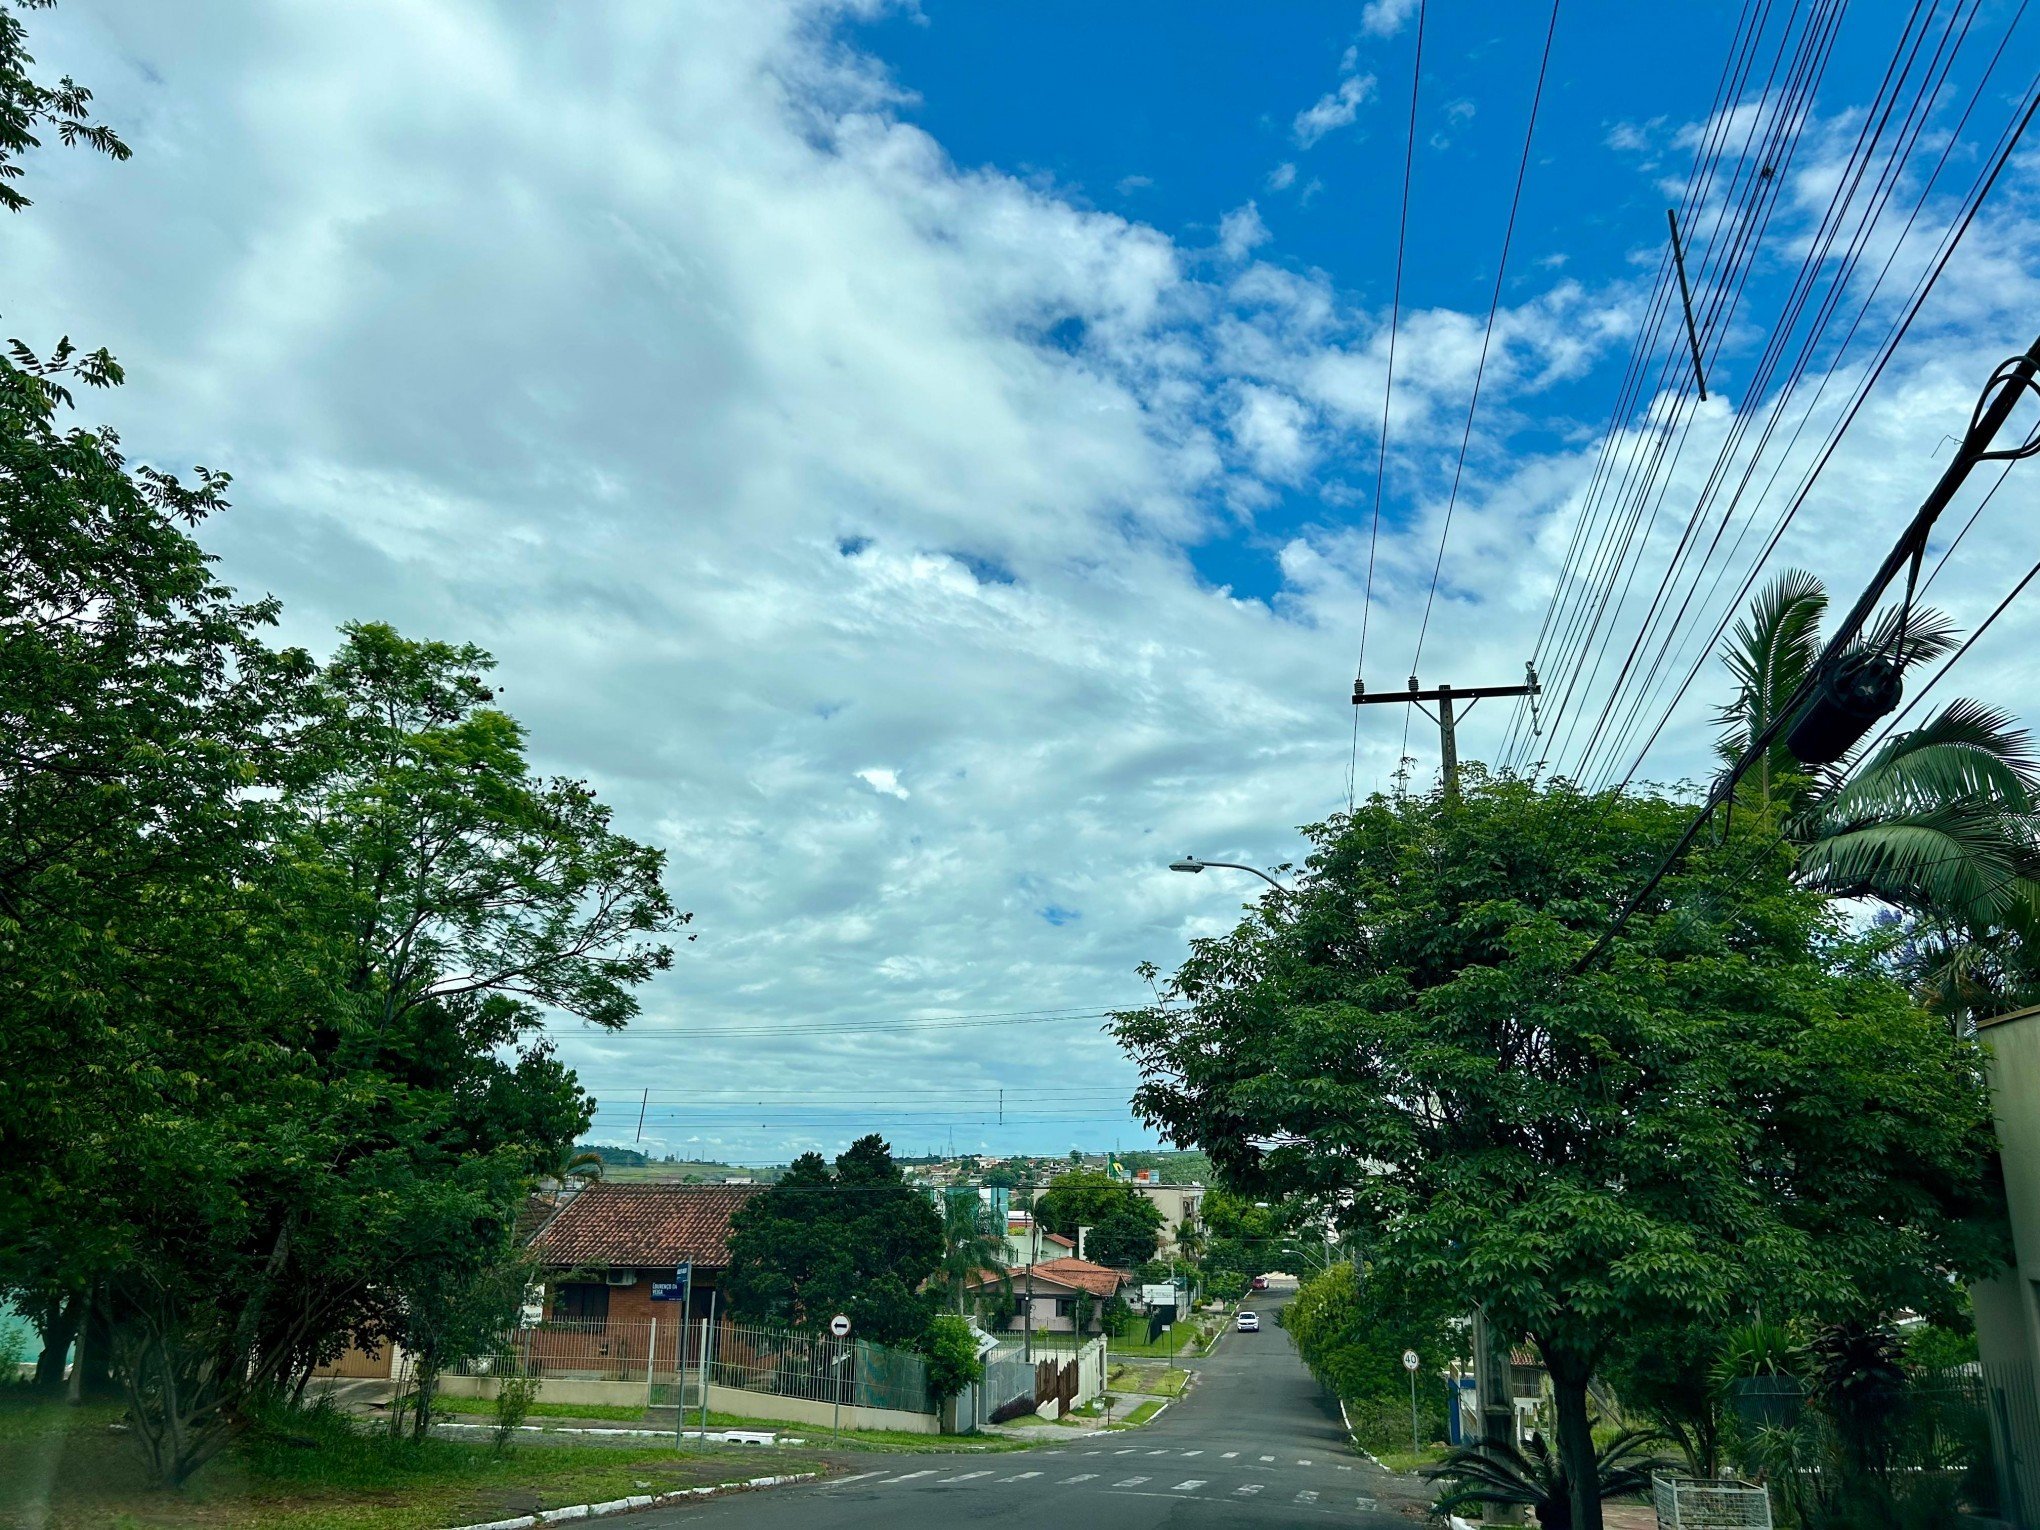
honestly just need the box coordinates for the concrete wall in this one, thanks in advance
[1976,1008,2040,1378]
[440,1374,653,1409]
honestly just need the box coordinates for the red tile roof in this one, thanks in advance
[1045,1233,1076,1249]
[527,1182,759,1269]
[1020,1258,1129,1297]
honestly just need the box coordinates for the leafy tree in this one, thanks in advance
[722,1135,943,1347]
[1034,1168,1163,1268]
[931,1192,1007,1315]
[920,1313,984,1403]
[1116,775,2005,1530]
[1282,1261,1454,1436]
[1718,570,2040,936]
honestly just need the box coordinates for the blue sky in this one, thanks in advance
[5,0,2038,1162]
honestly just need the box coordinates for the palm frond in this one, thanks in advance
[1795,811,2040,929]
[1828,699,2040,811]
[1854,601,1959,673]
[1717,570,1827,783]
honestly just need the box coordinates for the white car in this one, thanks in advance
[1236,1310,1260,1332]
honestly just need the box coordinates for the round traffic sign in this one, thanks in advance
[1402,1349,1420,1371]
[830,1314,852,1338]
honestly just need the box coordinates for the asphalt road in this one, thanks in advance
[640,1293,1415,1529]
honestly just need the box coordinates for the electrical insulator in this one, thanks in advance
[1786,649,1903,766]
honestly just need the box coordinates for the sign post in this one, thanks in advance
[829,1314,852,1440]
[1403,1350,1420,1455]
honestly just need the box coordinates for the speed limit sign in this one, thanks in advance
[830,1314,852,1338]
[1402,1349,1419,1371]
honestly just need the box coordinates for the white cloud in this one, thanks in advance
[1361,0,1420,38]
[1217,201,1271,261]
[1267,161,1298,191]
[856,768,910,799]
[1293,73,1378,149]
[8,13,2030,1162]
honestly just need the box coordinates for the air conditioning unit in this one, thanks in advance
[605,1270,638,1287]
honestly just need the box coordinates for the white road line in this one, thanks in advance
[1221,1450,1239,1458]
[1296,1489,1319,1504]
[882,1470,936,1483]
[997,1471,1042,1482]
[1171,1480,1207,1491]
[1259,1454,1276,1462]
[1180,1449,1203,1457]
[1114,1447,1138,1455]
[940,1471,994,1483]
[1146,1448,1170,1456]
[1356,1497,1378,1510]
[1298,1458,1313,1465]
[1236,1483,1264,1496]
[824,1472,884,1488]
[1112,1475,1151,1487]
[1062,1473,1098,1484]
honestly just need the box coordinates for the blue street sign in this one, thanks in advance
[653,1261,694,1303]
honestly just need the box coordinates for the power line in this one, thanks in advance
[1408,0,1561,680]
[1350,0,1427,813]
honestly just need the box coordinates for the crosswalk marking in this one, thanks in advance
[996,1471,1041,1482]
[1221,1450,1239,1458]
[825,1472,883,1488]
[1147,1448,1170,1456]
[1171,1480,1207,1491]
[1259,1454,1275,1462]
[1297,1489,1319,1504]
[883,1470,936,1483]
[1181,1449,1203,1457]
[1062,1473,1098,1484]
[939,1470,993,1483]
[1236,1483,1264,1496]
[1298,1458,1313,1465]
[1084,1449,1103,1455]
[1112,1475,1151,1487]
[1356,1497,1378,1510]
[1114,1447,1137,1455]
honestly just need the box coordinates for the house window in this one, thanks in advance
[551,1282,610,1321]
[1054,1298,1076,1318]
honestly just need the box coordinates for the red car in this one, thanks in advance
[1251,1276,1270,1291]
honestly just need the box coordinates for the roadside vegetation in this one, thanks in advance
[0,1393,827,1530]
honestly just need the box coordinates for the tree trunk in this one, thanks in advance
[33,1294,78,1392]
[1551,1367,1602,1530]
[411,1355,438,1442]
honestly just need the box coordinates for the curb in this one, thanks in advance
[1336,1397,1393,1473]
[440,1471,819,1530]
[435,1422,801,1446]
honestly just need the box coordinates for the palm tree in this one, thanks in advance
[932,1191,1009,1316]
[1715,570,2040,938]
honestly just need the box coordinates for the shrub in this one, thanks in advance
[920,1315,984,1403]
[492,1369,541,1452]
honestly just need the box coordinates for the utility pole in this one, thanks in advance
[1352,669,1541,802]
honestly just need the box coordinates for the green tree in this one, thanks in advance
[0,0,131,215]
[931,1192,1007,1315]
[1282,1261,1455,1442]
[722,1135,943,1347]
[1115,775,2005,1530]
[1718,570,2040,938]
[1034,1168,1163,1268]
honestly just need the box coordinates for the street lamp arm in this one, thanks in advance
[1169,856,1288,893]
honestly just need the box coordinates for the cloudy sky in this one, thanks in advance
[8,0,2039,1164]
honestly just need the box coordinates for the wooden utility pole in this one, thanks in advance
[1352,671,1540,802]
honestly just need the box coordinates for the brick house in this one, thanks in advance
[527,1181,758,1329]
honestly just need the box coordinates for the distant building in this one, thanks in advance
[527,1181,758,1326]
[967,1258,1129,1335]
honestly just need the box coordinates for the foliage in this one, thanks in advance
[1903,1319,1977,1373]
[919,1314,984,1402]
[1425,1427,1672,1530]
[1603,1320,1728,1477]
[932,1191,1007,1315]
[491,1367,542,1452]
[722,1135,943,1347]
[1717,571,2040,946]
[1711,1321,1803,1387]
[1115,774,2007,1530]
[0,0,132,215]
[1280,1262,1454,1424]
[1034,1168,1164,1268]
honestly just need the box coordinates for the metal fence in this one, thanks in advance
[709,1322,929,1414]
[449,1317,932,1416]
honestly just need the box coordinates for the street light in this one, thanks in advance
[1168,855,1288,893]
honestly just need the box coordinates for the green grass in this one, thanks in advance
[1106,1400,1167,1430]
[1106,1363,1188,1398]
[1373,1444,1451,1473]
[0,1392,826,1529]
[431,1396,651,1423]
